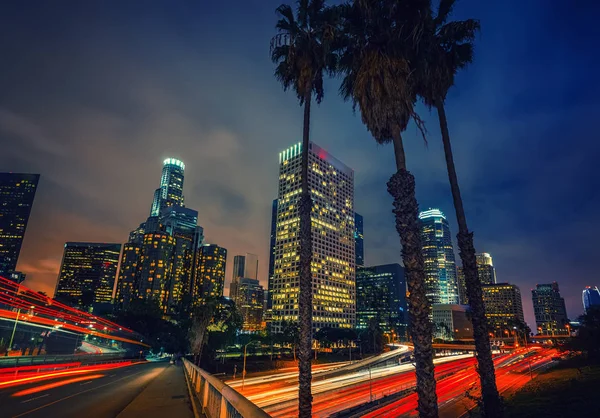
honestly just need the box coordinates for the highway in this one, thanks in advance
[0,361,169,418]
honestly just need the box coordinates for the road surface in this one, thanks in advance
[0,361,170,418]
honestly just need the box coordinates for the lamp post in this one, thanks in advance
[7,308,24,356]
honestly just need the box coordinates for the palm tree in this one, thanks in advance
[415,1,502,416]
[270,2,339,416]
[338,1,438,416]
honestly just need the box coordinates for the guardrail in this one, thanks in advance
[183,358,271,418]
[0,352,126,368]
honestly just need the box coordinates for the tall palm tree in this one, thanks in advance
[270,2,338,416]
[338,1,438,416]
[416,1,502,416]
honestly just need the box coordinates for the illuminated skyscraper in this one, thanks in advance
[583,286,600,313]
[236,278,265,331]
[55,242,121,308]
[419,209,459,305]
[267,199,278,310]
[356,264,406,335]
[196,244,227,301]
[354,212,364,267]
[482,283,524,335]
[532,282,568,335]
[271,142,355,332]
[230,253,259,302]
[137,232,176,310]
[457,252,497,305]
[0,173,39,276]
[150,158,185,216]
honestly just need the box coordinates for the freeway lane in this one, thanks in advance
[0,361,169,418]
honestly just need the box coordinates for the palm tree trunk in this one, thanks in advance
[436,100,503,418]
[298,88,313,418]
[387,133,438,418]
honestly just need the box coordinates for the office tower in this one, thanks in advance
[137,232,175,310]
[583,286,600,313]
[354,212,364,267]
[267,199,278,310]
[196,244,227,301]
[482,283,525,335]
[419,209,459,305]
[236,278,265,331]
[432,304,473,340]
[532,282,568,335]
[0,173,40,276]
[115,242,141,309]
[356,264,407,336]
[55,242,121,308]
[150,158,185,216]
[230,253,259,302]
[272,142,355,331]
[457,253,497,305]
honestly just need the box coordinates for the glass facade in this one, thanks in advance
[419,209,459,305]
[356,264,406,335]
[271,142,356,332]
[583,286,600,313]
[55,242,121,308]
[235,278,265,331]
[457,252,497,305]
[0,173,39,276]
[267,199,278,310]
[150,158,185,216]
[354,212,364,267]
[532,282,568,335]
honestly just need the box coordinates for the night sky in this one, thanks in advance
[2,1,599,328]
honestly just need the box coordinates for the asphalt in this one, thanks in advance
[0,361,194,418]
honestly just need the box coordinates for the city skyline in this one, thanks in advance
[1,0,596,328]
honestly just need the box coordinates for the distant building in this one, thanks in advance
[271,142,355,332]
[196,244,227,301]
[419,209,459,305]
[457,252,497,305]
[150,158,185,216]
[230,253,259,302]
[354,212,364,267]
[532,282,568,335]
[583,286,600,314]
[432,304,473,341]
[482,283,525,335]
[55,242,121,308]
[236,278,265,331]
[0,173,40,276]
[356,264,406,336]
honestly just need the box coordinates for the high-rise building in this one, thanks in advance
[482,283,525,335]
[271,142,355,332]
[0,173,40,276]
[267,199,278,310]
[116,158,204,314]
[432,304,473,341]
[236,278,265,331]
[354,212,364,267]
[583,286,600,313]
[137,232,176,310]
[150,158,185,216]
[196,244,227,301]
[356,264,406,335]
[419,209,459,305]
[230,253,259,302]
[55,242,121,308]
[457,252,497,305]
[532,282,568,335]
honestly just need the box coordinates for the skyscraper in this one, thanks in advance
[196,244,227,301]
[0,173,40,276]
[230,253,259,302]
[55,242,121,308]
[356,264,406,335]
[482,283,525,335]
[272,142,355,331]
[583,286,600,313]
[267,199,278,310]
[150,158,185,216]
[457,252,497,305]
[116,158,204,314]
[419,209,459,305]
[236,278,265,331]
[354,212,364,267]
[532,282,568,335]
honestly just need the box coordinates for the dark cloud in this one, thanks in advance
[1,0,599,325]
